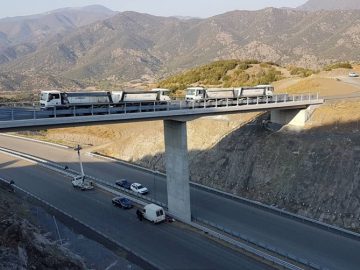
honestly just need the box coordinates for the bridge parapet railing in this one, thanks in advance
[0,101,40,109]
[0,93,321,122]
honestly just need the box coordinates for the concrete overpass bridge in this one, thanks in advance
[0,93,324,221]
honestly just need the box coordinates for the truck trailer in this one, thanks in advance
[185,85,274,101]
[40,89,171,109]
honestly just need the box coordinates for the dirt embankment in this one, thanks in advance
[20,113,260,162]
[0,186,87,270]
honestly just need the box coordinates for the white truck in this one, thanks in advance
[40,89,171,109]
[185,85,274,101]
[142,204,166,224]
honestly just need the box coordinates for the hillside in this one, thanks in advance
[298,0,360,11]
[158,60,284,92]
[0,59,306,92]
[2,8,360,91]
[0,72,86,92]
[0,5,116,65]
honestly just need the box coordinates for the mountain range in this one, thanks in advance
[298,0,360,11]
[0,5,116,65]
[1,3,360,91]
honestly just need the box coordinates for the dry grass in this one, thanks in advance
[308,99,360,129]
[275,76,360,96]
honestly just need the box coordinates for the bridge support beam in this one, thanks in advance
[163,120,191,222]
[271,106,315,127]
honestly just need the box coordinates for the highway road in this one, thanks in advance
[325,76,360,100]
[0,152,272,270]
[1,135,360,270]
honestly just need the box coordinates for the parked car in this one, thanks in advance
[112,197,133,209]
[115,179,132,189]
[349,72,359,78]
[142,204,165,223]
[130,183,148,195]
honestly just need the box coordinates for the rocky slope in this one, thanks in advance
[298,0,360,11]
[0,187,87,270]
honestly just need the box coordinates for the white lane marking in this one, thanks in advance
[104,260,118,270]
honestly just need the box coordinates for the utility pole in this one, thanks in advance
[153,171,157,201]
[74,145,85,183]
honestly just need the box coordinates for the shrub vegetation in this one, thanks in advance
[158,59,282,93]
[289,66,317,78]
[324,62,352,71]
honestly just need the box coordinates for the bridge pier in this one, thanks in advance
[271,106,316,127]
[163,120,191,222]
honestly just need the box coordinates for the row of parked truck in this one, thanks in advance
[40,85,274,109]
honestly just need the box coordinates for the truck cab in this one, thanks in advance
[151,88,171,101]
[256,85,274,96]
[185,87,206,101]
[40,90,62,109]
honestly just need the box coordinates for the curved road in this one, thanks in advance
[0,152,271,270]
[325,76,360,100]
[1,135,360,270]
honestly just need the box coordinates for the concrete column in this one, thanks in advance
[163,120,191,222]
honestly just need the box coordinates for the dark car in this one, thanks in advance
[115,179,131,189]
[112,197,133,209]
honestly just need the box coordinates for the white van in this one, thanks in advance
[143,204,165,224]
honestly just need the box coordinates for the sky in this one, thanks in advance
[0,0,308,19]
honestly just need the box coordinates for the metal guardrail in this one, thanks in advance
[192,217,328,270]
[0,146,167,208]
[0,93,321,122]
[0,101,39,108]
[191,182,360,242]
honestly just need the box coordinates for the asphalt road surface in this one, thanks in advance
[1,135,360,270]
[0,152,272,270]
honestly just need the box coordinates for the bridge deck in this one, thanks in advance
[0,94,323,130]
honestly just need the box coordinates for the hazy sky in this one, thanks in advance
[0,0,308,19]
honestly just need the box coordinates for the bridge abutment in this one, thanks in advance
[163,120,191,222]
[271,106,316,127]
